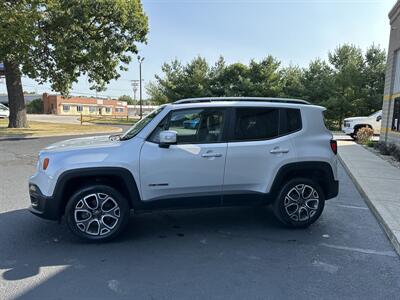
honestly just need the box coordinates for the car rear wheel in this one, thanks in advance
[65,185,130,242]
[273,178,325,228]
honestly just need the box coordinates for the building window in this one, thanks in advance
[89,106,96,113]
[394,50,400,94]
[392,98,400,132]
[105,107,111,113]
[115,107,124,113]
[76,105,83,112]
[63,105,70,112]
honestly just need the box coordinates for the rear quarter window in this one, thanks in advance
[279,108,302,135]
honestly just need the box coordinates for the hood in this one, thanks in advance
[344,116,368,122]
[44,135,120,152]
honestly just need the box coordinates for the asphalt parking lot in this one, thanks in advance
[1,134,399,299]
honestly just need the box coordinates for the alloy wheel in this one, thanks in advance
[74,193,121,236]
[284,184,320,222]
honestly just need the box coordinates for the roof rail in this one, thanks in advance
[173,97,310,105]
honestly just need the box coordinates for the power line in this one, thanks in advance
[1,79,137,99]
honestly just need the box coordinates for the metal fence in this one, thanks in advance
[80,114,139,125]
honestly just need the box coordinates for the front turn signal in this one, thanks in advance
[43,158,49,170]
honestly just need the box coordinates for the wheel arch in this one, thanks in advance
[53,167,142,218]
[354,124,372,130]
[269,162,338,201]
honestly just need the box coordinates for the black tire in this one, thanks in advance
[351,127,360,140]
[65,185,130,242]
[273,178,325,228]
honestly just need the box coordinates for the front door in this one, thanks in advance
[140,107,228,203]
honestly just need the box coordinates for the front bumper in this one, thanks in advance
[341,126,354,135]
[28,184,60,221]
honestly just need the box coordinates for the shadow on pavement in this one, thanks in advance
[0,206,288,299]
[0,137,39,142]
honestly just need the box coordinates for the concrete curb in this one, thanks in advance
[338,153,400,256]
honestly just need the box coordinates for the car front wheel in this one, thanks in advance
[273,178,325,228]
[65,185,130,242]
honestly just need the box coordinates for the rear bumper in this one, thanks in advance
[28,184,59,221]
[326,180,339,200]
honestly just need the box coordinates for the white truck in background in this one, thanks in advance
[342,110,382,139]
[0,103,9,118]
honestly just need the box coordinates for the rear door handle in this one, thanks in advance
[270,147,289,154]
[201,153,223,158]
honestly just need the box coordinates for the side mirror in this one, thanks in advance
[377,115,382,122]
[159,130,177,148]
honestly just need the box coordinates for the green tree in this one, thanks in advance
[248,56,282,97]
[301,59,334,105]
[214,62,249,96]
[147,43,386,130]
[327,44,365,128]
[147,56,211,104]
[118,95,135,105]
[146,81,169,105]
[0,0,148,128]
[280,65,305,98]
[148,55,283,102]
[147,59,185,104]
[208,56,227,96]
[361,45,386,115]
[26,98,43,114]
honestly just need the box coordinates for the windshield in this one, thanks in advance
[368,110,381,117]
[120,105,165,140]
[0,103,8,111]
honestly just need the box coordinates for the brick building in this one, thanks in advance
[43,93,128,116]
[381,1,400,145]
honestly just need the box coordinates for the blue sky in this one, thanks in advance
[1,0,396,98]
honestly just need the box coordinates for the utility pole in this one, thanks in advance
[131,79,139,117]
[131,80,139,101]
[137,55,145,119]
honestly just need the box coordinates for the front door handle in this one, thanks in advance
[270,147,289,154]
[201,153,223,158]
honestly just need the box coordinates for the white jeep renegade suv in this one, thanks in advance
[29,97,339,242]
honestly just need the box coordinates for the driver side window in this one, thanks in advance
[149,108,226,144]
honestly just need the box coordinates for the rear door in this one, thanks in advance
[222,107,299,203]
[140,107,229,202]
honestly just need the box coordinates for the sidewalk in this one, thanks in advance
[338,141,400,256]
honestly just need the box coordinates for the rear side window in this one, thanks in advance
[280,108,302,135]
[232,108,279,141]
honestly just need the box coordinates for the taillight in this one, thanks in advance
[330,140,337,155]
